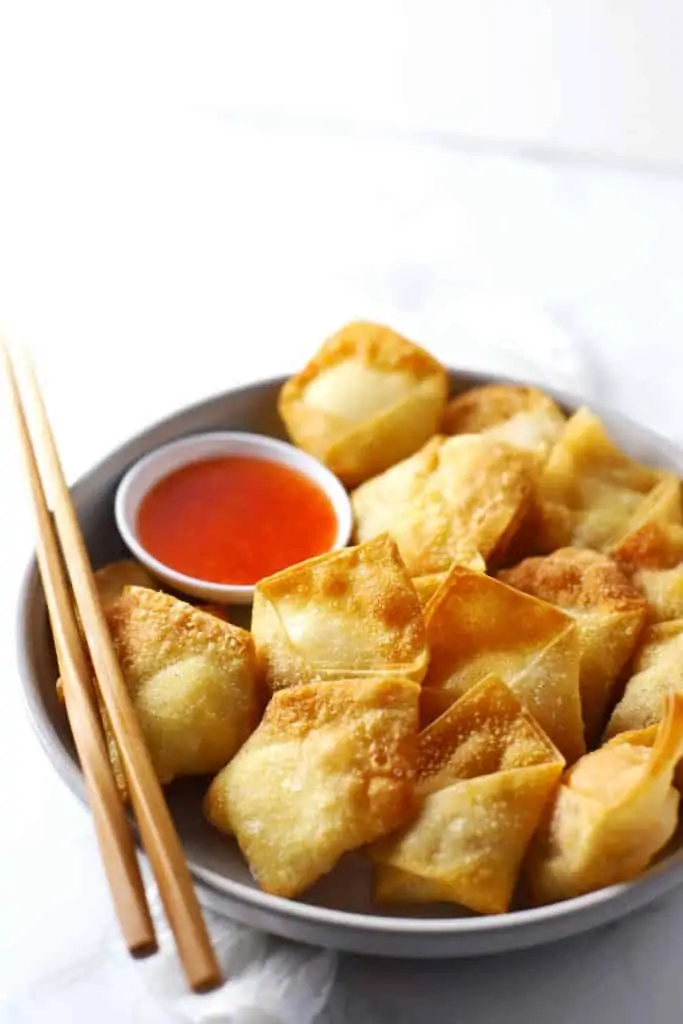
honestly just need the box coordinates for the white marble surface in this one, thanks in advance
[2,106,683,1022]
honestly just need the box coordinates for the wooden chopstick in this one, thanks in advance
[2,345,157,959]
[9,348,221,993]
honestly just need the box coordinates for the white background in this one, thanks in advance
[3,3,683,1022]
[4,1,683,166]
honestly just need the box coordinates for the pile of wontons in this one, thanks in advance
[89,321,683,915]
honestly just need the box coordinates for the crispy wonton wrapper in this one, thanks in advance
[105,586,259,784]
[611,520,683,623]
[421,565,584,763]
[441,383,565,456]
[412,571,449,608]
[620,473,682,532]
[412,555,488,608]
[499,548,647,744]
[535,407,666,553]
[251,534,429,693]
[605,618,683,738]
[371,675,564,914]
[55,560,161,798]
[93,559,157,609]
[602,721,683,791]
[526,693,683,904]
[278,321,448,486]
[352,433,536,576]
[205,676,420,898]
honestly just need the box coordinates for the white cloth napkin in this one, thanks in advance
[1,888,337,1024]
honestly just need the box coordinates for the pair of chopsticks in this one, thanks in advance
[3,344,221,993]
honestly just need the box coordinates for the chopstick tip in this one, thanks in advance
[129,937,159,960]
[191,969,224,994]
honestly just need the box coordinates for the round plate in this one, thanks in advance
[16,372,683,958]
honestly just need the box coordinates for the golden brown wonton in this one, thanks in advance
[371,675,564,913]
[421,565,584,762]
[526,694,683,904]
[352,433,536,577]
[602,720,683,792]
[94,559,157,609]
[251,534,429,693]
[605,619,683,738]
[412,571,450,608]
[620,473,682,533]
[105,586,259,784]
[442,383,565,456]
[535,407,665,553]
[68,560,158,797]
[58,558,157,701]
[205,676,419,897]
[278,321,448,486]
[611,520,683,623]
[412,556,488,608]
[499,548,647,743]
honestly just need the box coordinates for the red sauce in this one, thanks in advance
[137,456,338,585]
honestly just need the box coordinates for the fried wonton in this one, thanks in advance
[371,676,564,913]
[67,560,159,798]
[57,558,157,701]
[526,694,683,904]
[278,321,448,486]
[352,433,536,576]
[621,473,682,532]
[421,566,584,762]
[611,520,683,623]
[94,559,157,609]
[603,721,683,792]
[105,586,259,784]
[442,383,565,456]
[412,554,487,608]
[605,619,683,738]
[251,534,429,693]
[536,407,665,553]
[205,676,419,897]
[412,572,448,608]
[499,548,647,743]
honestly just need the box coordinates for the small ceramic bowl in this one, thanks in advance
[114,431,353,604]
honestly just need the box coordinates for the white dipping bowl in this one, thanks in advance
[114,431,353,604]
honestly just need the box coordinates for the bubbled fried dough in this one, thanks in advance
[371,676,564,914]
[352,433,537,577]
[526,694,683,904]
[442,383,565,455]
[499,548,645,614]
[94,559,157,609]
[611,520,683,623]
[535,407,666,553]
[421,565,584,763]
[499,548,647,742]
[605,620,683,738]
[105,586,259,784]
[612,520,683,572]
[278,321,448,486]
[416,673,564,794]
[205,676,420,898]
[251,534,429,693]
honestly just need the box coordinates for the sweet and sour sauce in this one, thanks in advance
[137,456,338,585]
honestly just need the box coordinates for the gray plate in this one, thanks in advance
[16,372,683,957]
